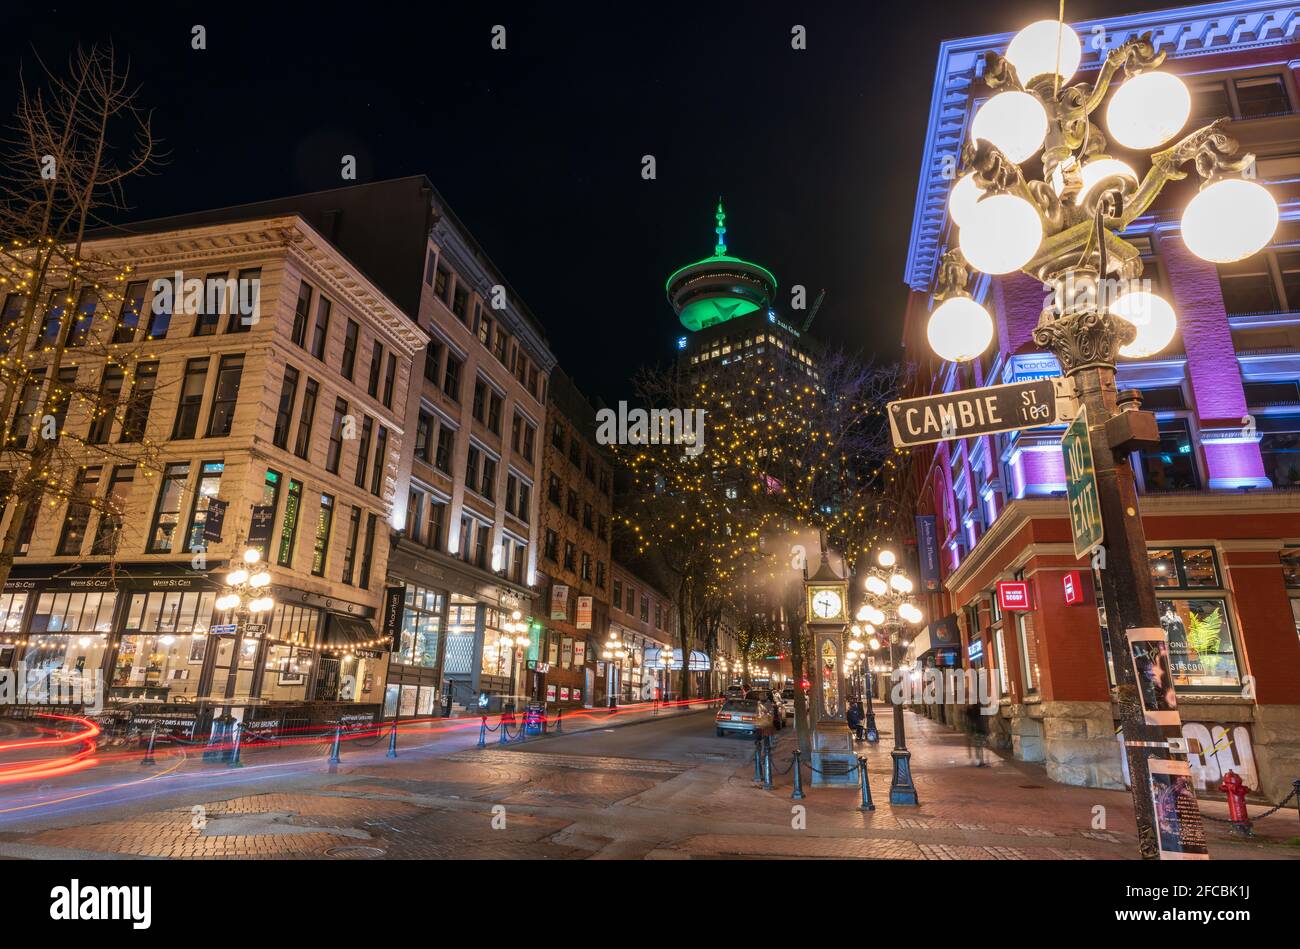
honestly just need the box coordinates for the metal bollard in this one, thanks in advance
[857,755,875,811]
[791,749,806,800]
[499,714,510,745]
[477,716,488,749]
[328,723,342,764]
[386,719,399,758]
[140,725,157,766]
[762,735,774,790]
[228,721,243,768]
[753,737,764,783]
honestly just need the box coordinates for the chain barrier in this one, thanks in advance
[1201,785,1298,824]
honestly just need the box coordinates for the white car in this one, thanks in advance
[780,687,796,718]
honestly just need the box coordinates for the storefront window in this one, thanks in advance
[261,603,322,702]
[115,590,214,700]
[1136,419,1200,492]
[1284,548,1300,641]
[442,597,478,676]
[397,584,444,668]
[1159,598,1241,689]
[480,607,513,680]
[1016,613,1038,694]
[0,592,29,641]
[1148,547,1218,588]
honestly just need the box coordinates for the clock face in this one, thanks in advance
[811,589,843,620]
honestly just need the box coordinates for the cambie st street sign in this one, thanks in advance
[1061,404,1104,558]
[887,377,1075,449]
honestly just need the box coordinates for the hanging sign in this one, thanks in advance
[1062,569,1091,606]
[550,584,569,620]
[203,498,227,542]
[996,580,1034,611]
[381,586,406,652]
[576,595,593,629]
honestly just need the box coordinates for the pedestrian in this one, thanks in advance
[847,701,865,742]
[966,702,988,767]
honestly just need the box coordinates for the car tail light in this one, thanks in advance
[740,714,754,722]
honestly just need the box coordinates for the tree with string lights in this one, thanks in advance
[0,44,164,590]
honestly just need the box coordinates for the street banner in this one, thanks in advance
[203,498,227,542]
[526,624,542,663]
[1127,627,1180,726]
[574,640,586,666]
[561,636,573,668]
[887,377,1074,448]
[1061,405,1104,558]
[916,514,940,592]
[247,504,275,549]
[550,583,569,620]
[1148,759,1210,860]
[576,595,593,629]
[547,633,559,665]
[381,586,406,653]
[929,613,960,647]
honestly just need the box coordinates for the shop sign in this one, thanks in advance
[916,514,941,592]
[527,624,542,663]
[573,640,586,666]
[929,613,960,646]
[996,580,1034,611]
[203,498,227,542]
[560,687,570,701]
[967,639,984,662]
[530,662,550,673]
[1062,570,1091,606]
[550,584,569,620]
[576,595,593,629]
[132,712,198,736]
[248,504,275,549]
[546,684,557,702]
[571,689,581,704]
[561,637,573,668]
[381,586,406,652]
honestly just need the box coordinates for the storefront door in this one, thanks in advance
[314,657,341,701]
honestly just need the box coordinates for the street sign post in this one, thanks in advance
[887,377,1075,448]
[1061,405,1104,558]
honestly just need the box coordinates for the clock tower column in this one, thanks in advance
[804,552,856,785]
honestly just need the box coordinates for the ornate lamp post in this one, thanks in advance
[601,630,628,707]
[859,548,924,804]
[924,18,1278,858]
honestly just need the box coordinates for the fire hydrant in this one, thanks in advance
[1219,770,1253,836]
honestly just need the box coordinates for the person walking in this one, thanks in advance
[966,702,988,767]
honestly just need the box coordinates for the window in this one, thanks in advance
[434,266,451,304]
[277,478,304,567]
[548,475,561,506]
[119,362,157,443]
[48,366,76,440]
[1148,547,1220,589]
[184,461,224,552]
[355,415,373,488]
[597,514,608,540]
[640,595,649,623]
[227,268,260,333]
[382,352,396,408]
[566,489,578,519]
[1244,381,1300,405]
[367,340,383,397]
[341,506,362,585]
[563,541,576,571]
[87,366,125,444]
[36,291,64,350]
[472,379,487,424]
[465,444,480,493]
[613,579,622,606]
[581,552,592,582]
[113,281,147,343]
[425,336,443,384]
[341,320,359,380]
[57,466,102,556]
[172,358,209,439]
[65,287,96,347]
[1218,256,1281,313]
[252,469,282,561]
[435,424,454,473]
[427,498,447,551]
[424,249,436,286]
[1235,74,1291,118]
[522,421,536,462]
[92,465,135,556]
[310,296,331,359]
[397,584,443,669]
[193,273,227,336]
[145,283,171,339]
[312,494,334,577]
[273,366,299,449]
[551,420,565,450]
[326,399,348,474]
[443,353,462,401]
[452,285,468,322]
[406,488,425,541]
[1135,418,1199,492]
[596,561,606,589]
[359,512,378,589]
[493,328,508,365]
[371,426,388,496]
[583,502,594,532]
[544,529,559,562]
[1258,414,1300,487]
[294,378,319,459]
[292,282,313,348]
[205,354,244,437]
[148,462,191,553]
[414,411,433,463]
[480,455,496,501]
[487,391,502,435]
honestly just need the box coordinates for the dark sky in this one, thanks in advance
[0,0,1179,402]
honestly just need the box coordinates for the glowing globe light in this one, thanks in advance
[1075,158,1138,206]
[948,172,982,228]
[865,575,888,596]
[1181,178,1278,263]
[1106,71,1191,150]
[877,550,897,568]
[1005,19,1082,85]
[890,574,914,594]
[927,296,994,362]
[1110,290,1178,358]
[225,569,248,587]
[971,91,1049,164]
[868,637,881,650]
[243,547,262,564]
[959,194,1042,275]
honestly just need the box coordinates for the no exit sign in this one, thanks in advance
[996,580,1034,611]
[1062,570,1092,606]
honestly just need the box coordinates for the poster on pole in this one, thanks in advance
[1126,627,1180,726]
[1148,758,1210,860]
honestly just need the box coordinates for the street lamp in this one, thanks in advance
[602,631,628,707]
[924,17,1278,858]
[214,546,275,712]
[861,548,923,804]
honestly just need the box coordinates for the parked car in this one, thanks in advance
[715,699,773,738]
[780,687,796,718]
[745,689,785,729]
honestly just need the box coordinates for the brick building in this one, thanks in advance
[898,1,1300,801]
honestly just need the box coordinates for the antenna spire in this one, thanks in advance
[714,198,727,256]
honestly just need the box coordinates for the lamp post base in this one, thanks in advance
[889,748,919,806]
[865,712,879,743]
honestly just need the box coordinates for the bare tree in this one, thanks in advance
[0,44,161,590]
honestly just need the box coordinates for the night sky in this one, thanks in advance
[0,0,1178,402]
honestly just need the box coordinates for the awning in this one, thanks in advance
[642,646,682,670]
[322,614,378,648]
[688,650,711,671]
